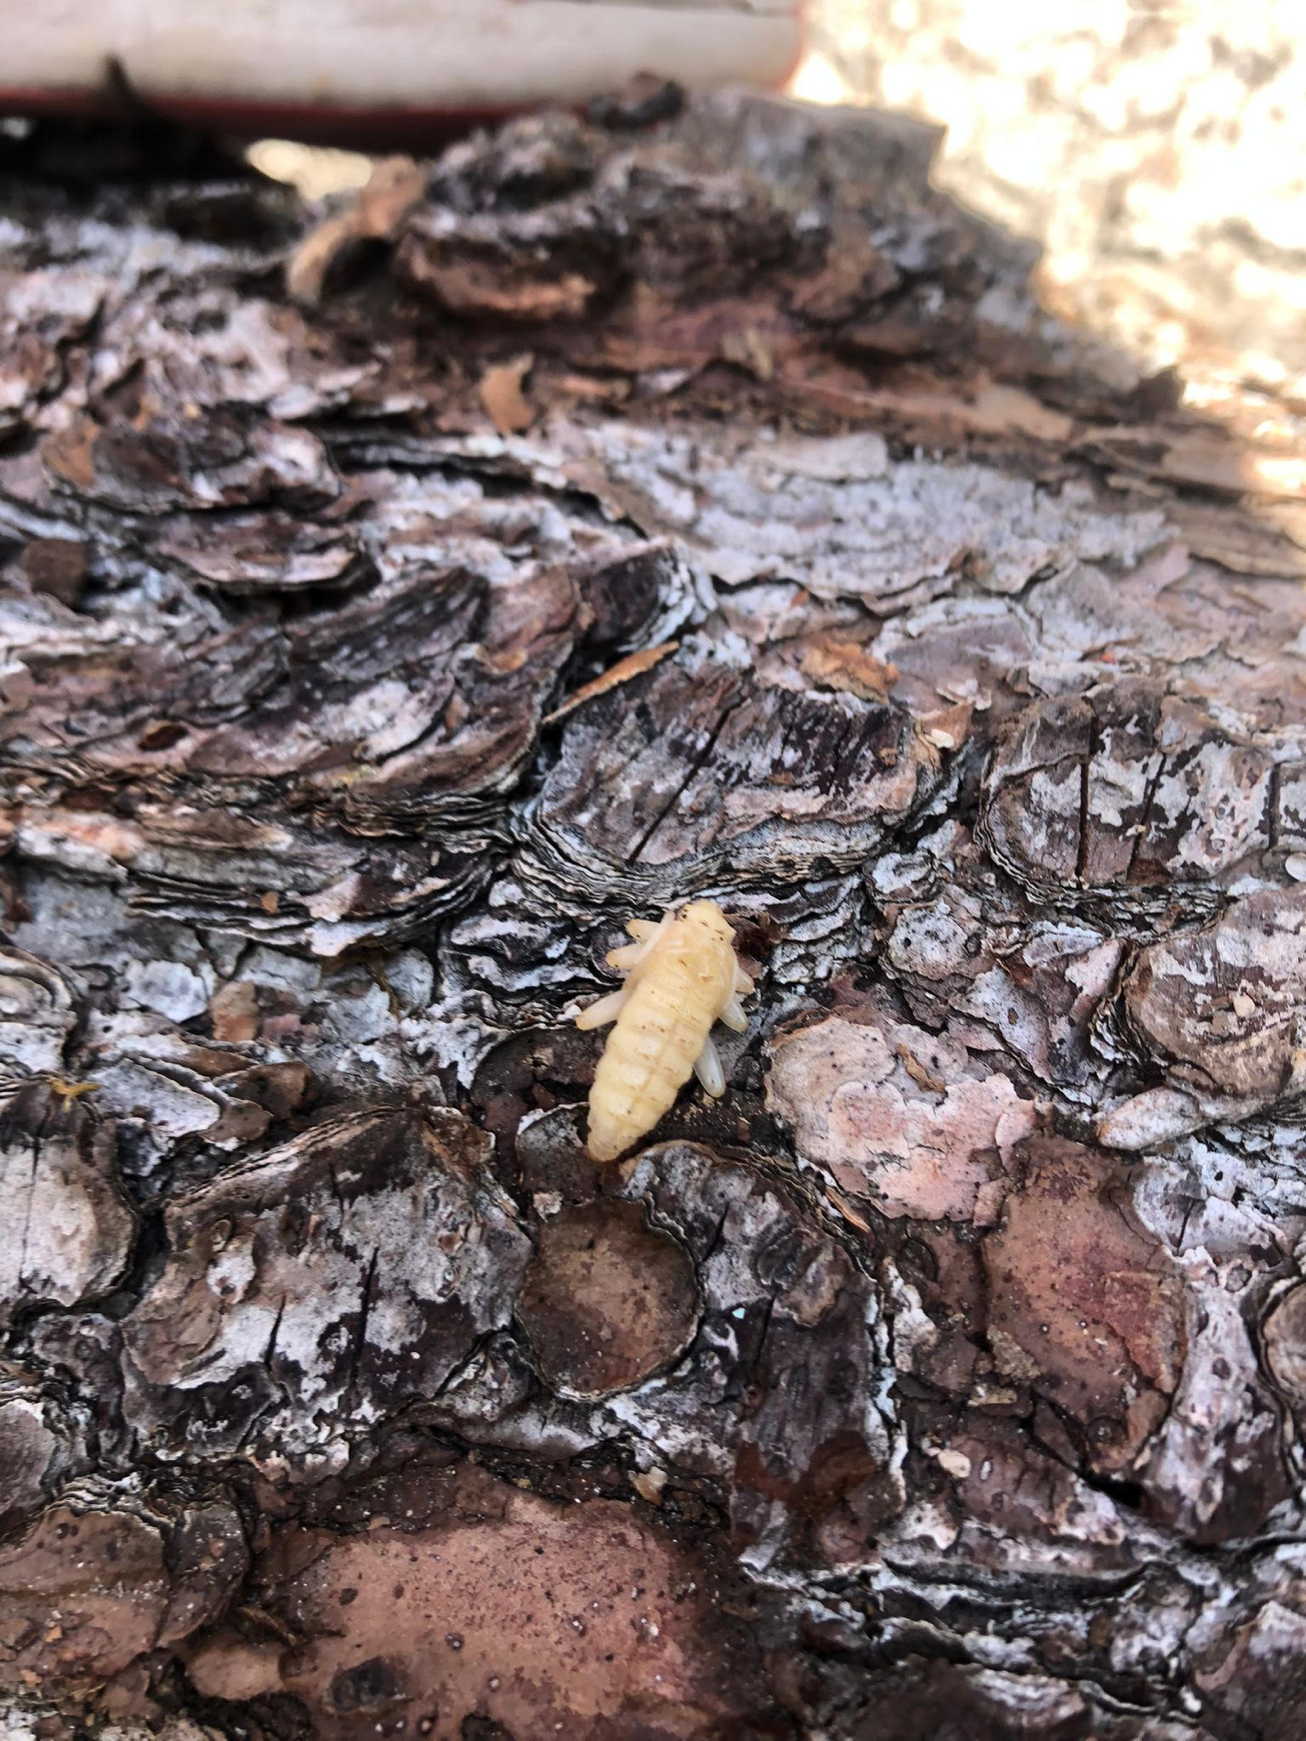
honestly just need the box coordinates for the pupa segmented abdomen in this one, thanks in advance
[577,899,753,1163]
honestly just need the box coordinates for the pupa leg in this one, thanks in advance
[734,964,754,994]
[606,917,666,972]
[605,943,645,970]
[719,996,749,1033]
[694,1036,726,1098]
[576,987,628,1030]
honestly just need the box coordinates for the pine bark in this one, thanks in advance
[1,91,1305,1741]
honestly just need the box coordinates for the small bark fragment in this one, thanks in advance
[767,994,1038,1224]
[0,1496,246,1698]
[287,155,426,305]
[542,639,680,725]
[478,352,535,435]
[0,1080,133,1330]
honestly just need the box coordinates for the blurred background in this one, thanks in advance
[794,0,1304,396]
[259,0,1302,407]
[19,0,1295,405]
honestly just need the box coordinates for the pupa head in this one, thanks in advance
[676,899,734,947]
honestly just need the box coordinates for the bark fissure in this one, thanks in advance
[628,692,748,866]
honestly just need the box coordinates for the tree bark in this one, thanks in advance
[1,90,1305,1741]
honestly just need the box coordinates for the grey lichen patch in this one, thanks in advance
[120,1107,530,1471]
[547,414,1168,605]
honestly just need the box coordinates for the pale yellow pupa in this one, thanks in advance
[576,899,753,1163]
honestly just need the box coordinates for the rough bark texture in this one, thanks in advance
[1,89,1305,1740]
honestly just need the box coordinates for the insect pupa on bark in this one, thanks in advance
[575,899,753,1163]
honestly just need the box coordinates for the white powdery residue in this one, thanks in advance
[483,429,572,490]
[1024,762,1082,846]
[1088,746,1154,829]
[188,1297,283,1390]
[888,1497,960,1554]
[220,1247,358,1403]
[205,1241,259,1309]
[383,951,435,1013]
[318,978,395,1048]
[882,1266,938,1374]
[122,958,212,1023]
[400,997,505,1089]
[93,1059,218,1141]
[698,1229,777,1315]
[602,1392,733,1479]
[354,1277,433,1363]
[865,1288,904,1466]
[239,947,323,996]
